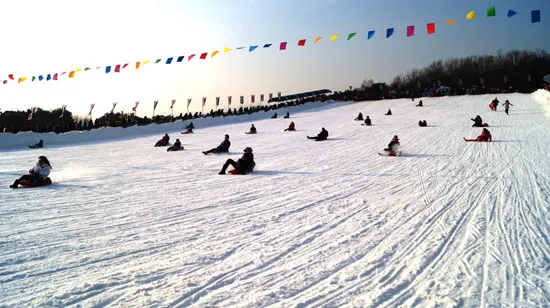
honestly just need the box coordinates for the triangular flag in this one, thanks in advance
[115,64,121,73]
[177,56,184,62]
[188,54,196,61]
[507,10,517,17]
[406,25,415,37]
[249,45,258,52]
[330,34,339,41]
[135,62,141,69]
[166,57,173,64]
[531,10,540,23]
[236,47,245,50]
[38,76,43,81]
[69,71,75,78]
[106,66,111,73]
[61,72,67,76]
[347,32,356,40]
[298,39,306,46]
[263,43,272,48]
[314,37,322,44]
[367,30,375,40]
[200,52,208,59]
[53,73,58,80]
[47,74,51,81]
[8,74,14,80]
[386,28,394,38]
[32,76,36,81]
[427,23,435,35]
[224,47,231,52]
[84,67,92,71]
[18,77,27,83]
[122,63,129,69]
[2,80,7,84]
[466,11,475,20]
[75,68,82,72]
[487,6,496,17]
[155,59,162,63]
[446,19,455,24]
[143,60,150,65]
[280,42,287,50]
[211,51,219,57]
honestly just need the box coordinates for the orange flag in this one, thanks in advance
[211,51,219,57]
[136,62,141,69]
[69,71,75,78]
[314,37,322,43]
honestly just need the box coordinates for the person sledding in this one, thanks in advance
[203,134,230,155]
[218,147,256,175]
[418,120,427,127]
[464,128,492,142]
[246,124,257,134]
[471,115,488,127]
[381,135,401,156]
[307,127,328,141]
[155,133,170,147]
[167,139,183,151]
[283,111,290,119]
[182,122,194,134]
[490,97,499,111]
[362,116,372,126]
[271,113,278,119]
[284,121,296,131]
[10,156,52,188]
[354,112,364,121]
[415,100,423,107]
[502,99,514,115]
[385,109,392,115]
[29,139,44,149]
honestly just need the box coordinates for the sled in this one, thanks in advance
[378,151,401,157]
[245,132,257,135]
[167,146,184,151]
[463,137,491,142]
[228,169,242,175]
[181,131,193,134]
[17,177,52,188]
[489,103,495,111]
[28,145,43,149]
[154,142,170,147]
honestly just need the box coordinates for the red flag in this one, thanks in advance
[188,54,196,61]
[427,23,435,35]
[115,64,121,73]
[122,63,129,69]
[200,53,208,59]
[251,95,255,103]
[53,73,58,80]
[2,80,7,84]
[202,97,207,106]
[132,101,139,112]
[280,42,287,50]
[228,96,232,105]
[170,99,176,108]
[297,39,306,46]
[88,104,95,116]
[8,74,14,80]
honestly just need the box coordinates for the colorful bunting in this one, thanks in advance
[347,32,357,40]
[47,74,51,81]
[2,80,7,84]
[166,57,173,64]
[153,100,158,111]
[106,66,111,73]
[269,93,273,102]
[531,10,540,23]
[260,94,264,102]
[69,71,75,78]
[18,77,27,83]
[8,74,14,80]
[224,47,231,52]
[487,6,496,17]
[216,96,220,106]
[446,20,455,24]
[38,76,43,81]
[386,28,394,38]
[298,39,306,46]
[367,30,375,40]
[111,102,117,113]
[330,34,339,41]
[200,53,208,59]
[188,54,196,61]
[177,56,184,62]
[27,107,36,120]
[507,10,517,17]
[76,68,82,72]
[240,96,244,104]
[143,60,150,65]
[84,67,92,71]
[406,25,415,37]
[211,51,219,57]
[170,99,176,109]
[202,97,206,106]
[280,42,287,50]
[314,37,322,44]
[427,23,435,35]
[115,64,121,73]
[187,98,192,108]
[249,46,258,52]
[263,44,272,48]
[466,11,475,20]
[132,101,139,112]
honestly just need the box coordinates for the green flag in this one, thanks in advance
[487,6,496,17]
[32,76,36,81]
[347,32,357,40]
[155,59,162,63]
[84,67,92,71]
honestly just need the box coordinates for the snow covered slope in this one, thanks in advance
[1,93,549,307]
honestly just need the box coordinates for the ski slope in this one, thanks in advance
[1,92,550,307]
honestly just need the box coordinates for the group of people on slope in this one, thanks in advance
[355,113,372,126]
[271,111,290,119]
[490,97,514,115]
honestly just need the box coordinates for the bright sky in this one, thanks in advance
[0,0,548,118]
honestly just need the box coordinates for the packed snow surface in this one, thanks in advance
[1,93,550,307]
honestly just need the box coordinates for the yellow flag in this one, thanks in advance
[446,19,455,25]
[75,67,82,72]
[211,51,220,57]
[143,60,150,65]
[330,34,339,41]
[69,71,75,78]
[224,47,232,53]
[18,77,27,83]
[466,11,475,20]
[314,37,322,44]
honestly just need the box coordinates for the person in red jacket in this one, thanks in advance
[464,128,492,142]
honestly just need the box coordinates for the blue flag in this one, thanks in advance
[177,56,184,62]
[531,10,541,23]
[386,28,394,38]
[507,9,517,17]
[368,30,375,40]
[105,66,111,73]
[166,57,173,64]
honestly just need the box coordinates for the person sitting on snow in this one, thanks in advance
[385,109,392,115]
[355,112,364,121]
[384,135,400,153]
[364,116,372,126]
[29,139,44,148]
[186,122,194,130]
[307,127,329,141]
[284,122,296,131]
[415,100,423,107]
[167,139,183,151]
[271,113,278,119]
[418,120,427,127]
[10,156,52,188]
[218,147,255,175]
[471,115,483,127]
[283,112,290,119]
[203,134,231,155]
[155,133,170,147]
[464,128,492,142]
[246,124,257,134]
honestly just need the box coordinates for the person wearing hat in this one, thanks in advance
[384,135,400,153]
[307,127,329,141]
[203,134,231,155]
[218,147,255,175]
[9,156,52,188]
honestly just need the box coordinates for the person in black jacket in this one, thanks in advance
[155,134,170,147]
[491,97,499,111]
[415,100,423,107]
[29,140,44,148]
[354,112,364,121]
[471,115,483,127]
[283,112,290,118]
[271,113,278,119]
[363,116,372,126]
[307,127,328,141]
[384,135,400,153]
[203,134,231,155]
[219,147,255,174]
[246,124,257,134]
[385,109,392,115]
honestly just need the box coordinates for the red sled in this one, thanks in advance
[18,177,52,188]
[489,103,495,111]
[228,169,242,175]
[483,123,489,127]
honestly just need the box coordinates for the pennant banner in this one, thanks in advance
[111,102,117,113]
[260,94,264,102]
[153,100,159,111]
[132,101,139,112]
[88,103,95,116]
[386,28,394,38]
[240,96,244,104]
[202,97,207,106]
[228,96,232,105]
[187,98,192,107]
[170,99,176,109]
[27,107,36,121]
[251,95,255,103]
[406,26,415,37]
[216,96,220,106]
[269,93,273,102]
